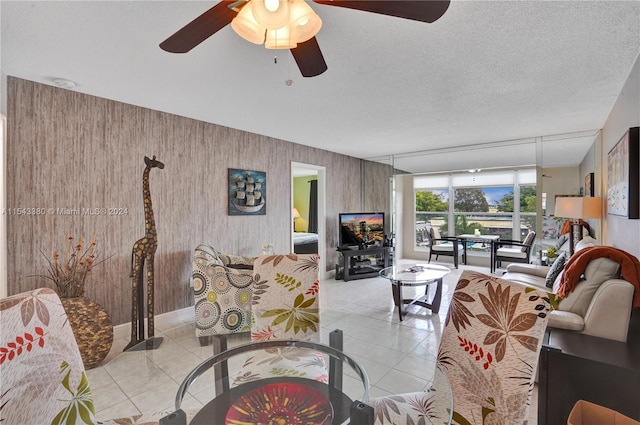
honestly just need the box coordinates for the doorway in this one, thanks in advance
[291,162,326,280]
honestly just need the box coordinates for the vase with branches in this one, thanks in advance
[34,232,114,369]
[38,232,109,298]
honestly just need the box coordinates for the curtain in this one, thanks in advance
[308,180,318,233]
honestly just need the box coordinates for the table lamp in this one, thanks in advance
[555,197,602,255]
[292,207,301,232]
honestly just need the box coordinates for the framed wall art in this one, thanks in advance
[584,172,594,197]
[228,168,266,216]
[606,127,639,219]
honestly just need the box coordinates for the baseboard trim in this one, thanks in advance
[112,307,195,340]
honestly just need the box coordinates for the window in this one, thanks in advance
[414,169,537,251]
[454,186,515,240]
[415,188,449,247]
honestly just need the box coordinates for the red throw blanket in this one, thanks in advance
[558,246,640,308]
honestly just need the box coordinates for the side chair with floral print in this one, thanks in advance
[230,254,330,387]
[370,270,554,425]
[0,288,193,425]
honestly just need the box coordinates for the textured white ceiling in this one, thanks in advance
[2,1,639,173]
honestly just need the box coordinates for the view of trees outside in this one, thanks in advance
[416,185,537,248]
[416,189,448,212]
[454,188,489,212]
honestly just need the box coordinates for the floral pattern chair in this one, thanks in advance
[371,270,553,425]
[0,287,95,425]
[231,253,328,386]
[191,244,255,346]
[0,288,181,425]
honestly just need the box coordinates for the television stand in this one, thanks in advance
[335,246,390,281]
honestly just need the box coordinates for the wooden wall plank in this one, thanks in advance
[6,76,394,325]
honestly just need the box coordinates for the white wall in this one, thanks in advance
[541,166,582,215]
[601,54,640,258]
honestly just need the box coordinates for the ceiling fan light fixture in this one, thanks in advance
[265,26,297,49]
[251,0,290,30]
[289,0,322,43]
[231,3,267,44]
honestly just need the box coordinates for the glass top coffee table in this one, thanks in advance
[379,264,451,321]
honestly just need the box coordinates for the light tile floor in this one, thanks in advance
[87,259,537,423]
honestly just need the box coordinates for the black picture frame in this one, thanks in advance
[606,127,639,219]
[585,172,594,197]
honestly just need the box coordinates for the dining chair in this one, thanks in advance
[0,288,192,425]
[370,270,552,424]
[191,244,255,347]
[492,230,536,272]
[229,253,331,387]
[427,226,464,269]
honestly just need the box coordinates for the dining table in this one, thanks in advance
[155,332,454,425]
[457,233,500,268]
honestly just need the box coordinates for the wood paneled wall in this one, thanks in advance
[6,77,394,325]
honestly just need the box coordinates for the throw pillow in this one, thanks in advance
[545,251,567,288]
[554,234,568,251]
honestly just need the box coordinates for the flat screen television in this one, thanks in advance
[338,212,385,247]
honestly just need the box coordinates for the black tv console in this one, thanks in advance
[335,246,390,282]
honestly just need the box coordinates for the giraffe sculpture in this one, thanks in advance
[125,155,164,351]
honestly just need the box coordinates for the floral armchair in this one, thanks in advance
[371,271,553,424]
[0,288,177,425]
[191,244,255,346]
[231,253,328,386]
[0,288,95,424]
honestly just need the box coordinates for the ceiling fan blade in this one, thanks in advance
[313,0,450,23]
[160,1,238,53]
[291,37,328,77]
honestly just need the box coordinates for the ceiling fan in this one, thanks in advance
[160,0,450,77]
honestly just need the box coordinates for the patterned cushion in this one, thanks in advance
[554,234,568,251]
[251,254,321,342]
[437,271,551,424]
[194,244,224,266]
[370,366,452,424]
[545,251,567,288]
[192,254,253,337]
[217,251,256,270]
[371,271,552,425]
[0,288,97,425]
[231,254,327,386]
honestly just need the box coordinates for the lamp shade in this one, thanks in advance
[289,0,322,43]
[555,197,583,219]
[293,208,301,218]
[231,3,266,44]
[251,0,290,30]
[582,197,602,218]
[265,26,296,49]
[555,196,602,219]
